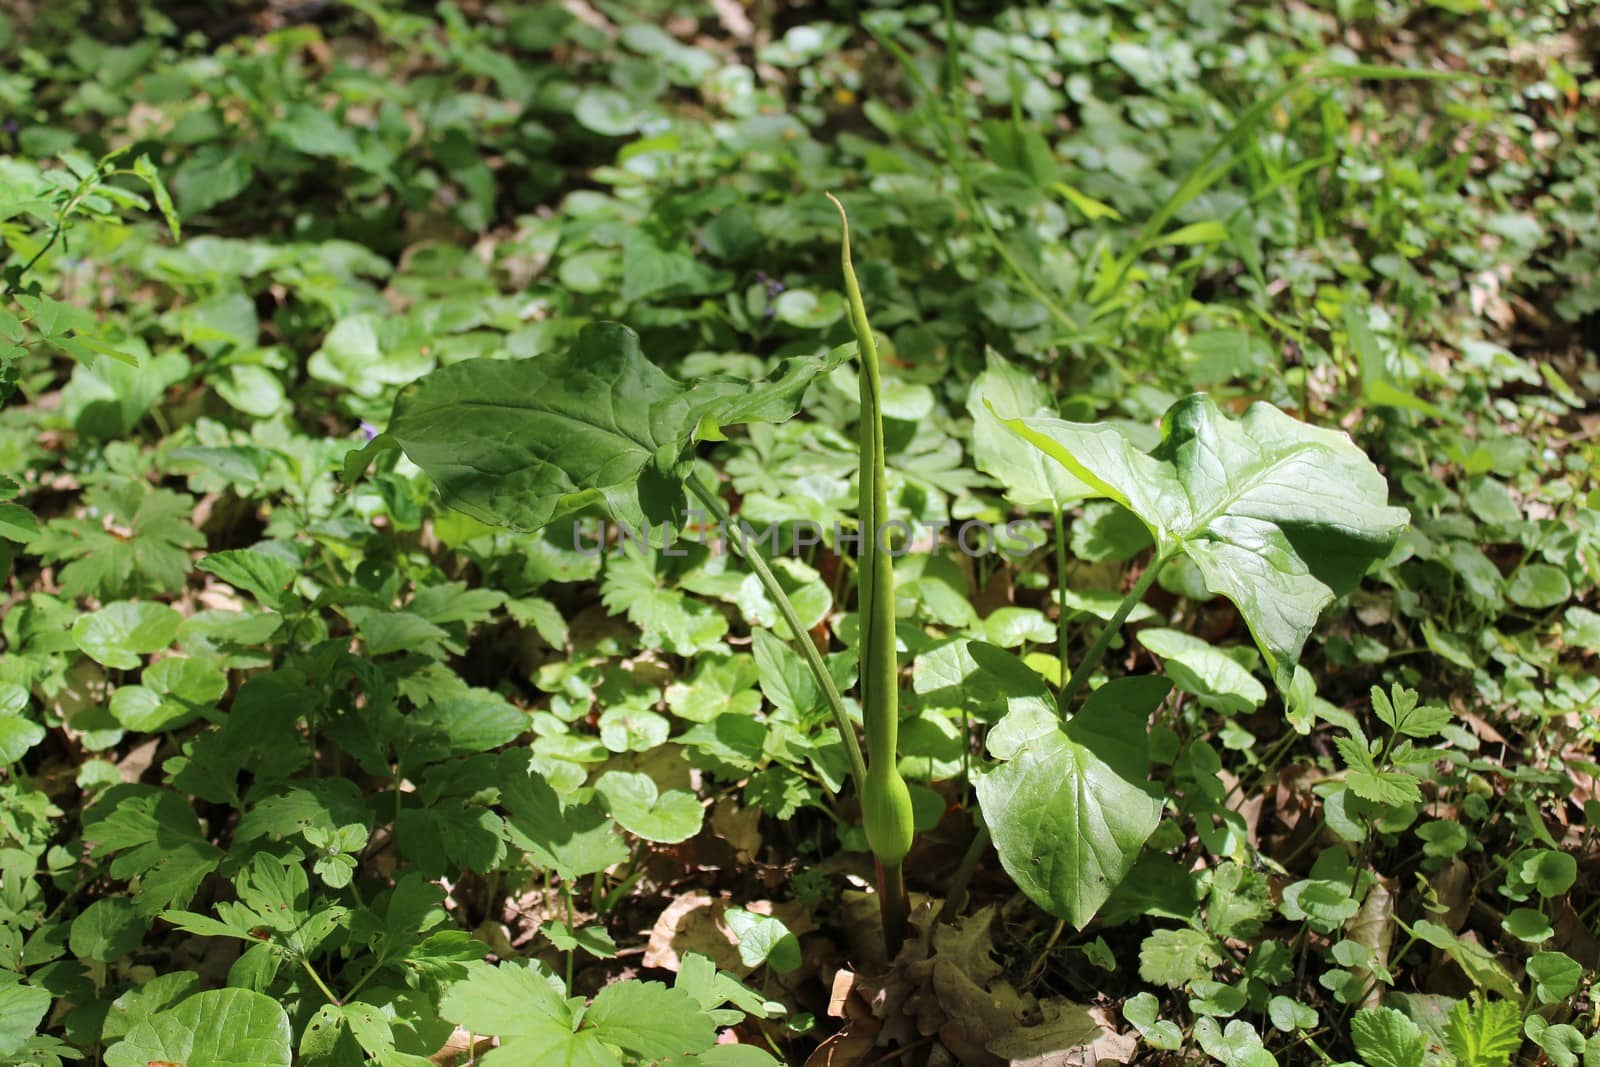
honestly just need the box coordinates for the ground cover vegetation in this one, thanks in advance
[1,0,1598,1064]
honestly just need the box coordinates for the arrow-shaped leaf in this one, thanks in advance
[385,322,843,536]
[976,676,1171,928]
[1006,394,1407,689]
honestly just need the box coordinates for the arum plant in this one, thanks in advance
[348,198,923,954]
[969,394,1411,927]
[352,197,1410,956]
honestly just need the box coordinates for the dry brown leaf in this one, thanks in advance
[708,0,753,39]
[803,1020,882,1067]
[642,893,814,976]
[643,892,741,973]
[1349,876,1397,1008]
[1430,859,1472,932]
[987,998,1117,1066]
[115,738,159,783]
[429,1027,493,1066]
[710,797,763,860]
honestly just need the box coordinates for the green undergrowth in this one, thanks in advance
[1,1,1598,1065]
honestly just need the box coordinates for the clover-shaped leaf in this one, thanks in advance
[596,770,704,844]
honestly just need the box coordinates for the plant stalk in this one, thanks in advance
[1058,551,1170,709]
[688,474,868,796]
[878,860,909,959]
[830,191,915,957]
[1054,513,1070,704]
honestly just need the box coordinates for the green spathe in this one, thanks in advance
[1006,395,1408,690]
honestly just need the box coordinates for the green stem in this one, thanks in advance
[688,474,868,795]
[562,885,575,990]
[299,957,341,1006]
[834,195,897,776]
[1059,551,1170,709]
[879,860,908,959]
[1053,513,1070,705]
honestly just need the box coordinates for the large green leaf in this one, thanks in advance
[1007,394,1407,689]
[385,322,843,535]
[966,351,1091,510]
[976,676,1171,928]
[0,984,51,1058]
[103,988,292,1067]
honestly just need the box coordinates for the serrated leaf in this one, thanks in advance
[0,502,39,542]
[69,897,148,961]
[1443,998,1521,1067]
[438,961,569,1039]
[585,981,718,1060]
[1139,927,1223,988]
[501,769,631,878]
[1346,766,1423,807]
[198,550,299,610]
[1351,1006,1425,1067]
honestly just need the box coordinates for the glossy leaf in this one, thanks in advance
[967,351,1091,510]
[976,676,1171,927]
[1008,394,1408,689]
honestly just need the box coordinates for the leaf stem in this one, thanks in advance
[299,957,342,1006]
[688,473,868,795]
[1054,514,1071,705]
[937,822,989,924]
[1058,551,1170,709]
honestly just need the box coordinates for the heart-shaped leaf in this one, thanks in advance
[966,351,1092,510]
[1007,394,1408,689]
[73,601,183,669]
[596,770,704,843]
[103,988,292,1067]
[977,676,1171,928]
